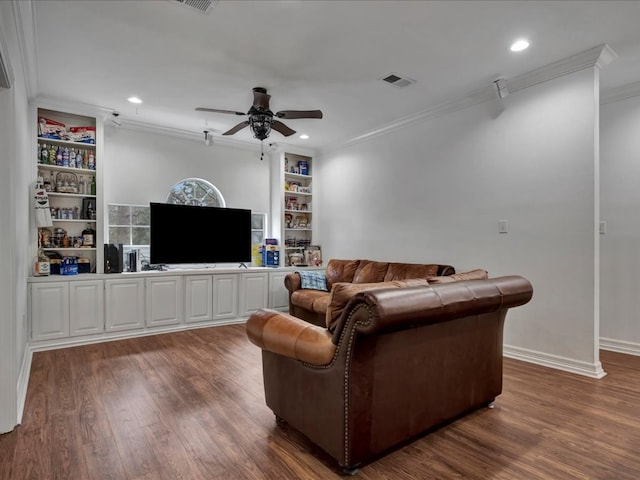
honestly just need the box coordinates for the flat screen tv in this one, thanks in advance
[150,202,252,266]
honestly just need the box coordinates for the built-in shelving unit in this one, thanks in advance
[282,153,313,266]
[34,107,101,274]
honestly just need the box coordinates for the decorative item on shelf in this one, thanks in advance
[60,256,79,275]
[33,248,50,276]
[55,171,78,193]
[52,227,66,248]
[39,228,52,248]
[288,252,304,266]
[284,213,293,228]
[304,245,323,266]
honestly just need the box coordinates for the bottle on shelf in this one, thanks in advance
[76,149,83,169]
[84,198,95,220]
[62,147,69,167]
[88,151,95,170]
[49,145,56,165]
[90,175,96,195]
[81,224,96,248]
[40,143,48,164]
[55,145,62,166]
[69,148,76,168]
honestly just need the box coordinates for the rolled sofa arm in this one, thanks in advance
[284,273,302,293]
[246,309,337,366]
[332,275,533,340]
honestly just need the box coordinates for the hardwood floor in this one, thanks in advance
[1,324,639,479]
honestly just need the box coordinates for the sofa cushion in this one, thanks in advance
[427,269,489,284]
[325,259,361,290]
[384,262,441,281]
[298,270,328,291]
[353,260,389,283]
[326,278,429,332]
[291,289,331,312]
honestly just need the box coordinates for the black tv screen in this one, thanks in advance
[150,202,252,265]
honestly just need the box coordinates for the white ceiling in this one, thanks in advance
[27,0,640,151]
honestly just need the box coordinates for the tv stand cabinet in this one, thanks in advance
[28,266,322,351]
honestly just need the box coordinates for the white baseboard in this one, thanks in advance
[504,344,607,379]
[599,337,640,356]
[16,346,32,424]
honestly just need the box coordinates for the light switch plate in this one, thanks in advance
[498,219,508,234]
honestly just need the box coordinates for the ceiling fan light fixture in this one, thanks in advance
[249,114,272,141]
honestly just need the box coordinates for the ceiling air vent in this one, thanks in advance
[172,0,217,14]
[380,73,416,88]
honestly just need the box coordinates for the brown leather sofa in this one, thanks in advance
[246,275,533,473]
[285,258,456,327]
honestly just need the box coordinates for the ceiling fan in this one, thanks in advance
[195,87,323,141]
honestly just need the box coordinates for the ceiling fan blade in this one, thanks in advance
[252,88,271,111]
[271,120,296,137]
[195,107,246,116]
[275,110,323,119]
[223,121,250,135]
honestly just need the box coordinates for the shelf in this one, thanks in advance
[37,164,96,175]
[285,190,311,196]
[37,136,95,148]
[47,192,96,198]
[43,247,97,252]
[284,172,312,180]
[284,209,312,214]
[51,219,97,223]
[285,228,312,231]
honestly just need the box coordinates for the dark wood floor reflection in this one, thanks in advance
[1,324,639,479]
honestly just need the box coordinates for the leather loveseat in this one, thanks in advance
[246,275,533,473]
[285,258,456,327]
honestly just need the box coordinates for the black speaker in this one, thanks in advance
[104,243,124,273]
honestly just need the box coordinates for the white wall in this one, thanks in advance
[0,0,31,433]
[600,94,640,354]
[103,127,270,212]
[317,68,602,375]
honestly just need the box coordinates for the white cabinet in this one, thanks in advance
[105,277,145,332]
[30,282,70,341]
[185,275,213,324]
[35,107,101,274]
[240,272,269,317]
[213,274,239,321]
[69,280,104,337]
[268,270,289,310]
[146,276,183,327]
[30,279,104,341]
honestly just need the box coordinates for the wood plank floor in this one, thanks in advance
[1,324,639,479]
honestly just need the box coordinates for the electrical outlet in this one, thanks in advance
[498,220,508,234]
[600,221,607,235]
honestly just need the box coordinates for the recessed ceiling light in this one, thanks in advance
[299,134,309,140]
[510,39,530,52]
[127,96,143,104]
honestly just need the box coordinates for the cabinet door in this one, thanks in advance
[268,271,289,310]
[146,276,183,327]
[30,282,69,341]
[212,274,239,320]
[69,280,104,337]
[240,272,269,317]
[185,275,213,324]
[104,278,145,332]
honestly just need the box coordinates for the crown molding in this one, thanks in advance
[508,43,617,94]
[601,80,640,105]
[324,44,617,155]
